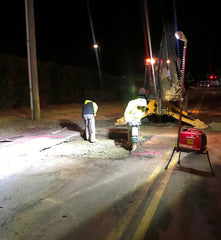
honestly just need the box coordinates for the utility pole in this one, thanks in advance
[25,0,41,120]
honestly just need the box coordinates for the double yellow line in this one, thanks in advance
[132,152,177,240]
[106,148,177,240]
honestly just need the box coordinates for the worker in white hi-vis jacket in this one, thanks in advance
[124,97,147,151]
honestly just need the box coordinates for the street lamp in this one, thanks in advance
[175,31,187,44]
[93,43,98,49]
[92,43,104,90]
[175,31,187,143]
[92,43,100,57]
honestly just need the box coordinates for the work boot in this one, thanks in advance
[90,137,97,143]
[131,142,137,152]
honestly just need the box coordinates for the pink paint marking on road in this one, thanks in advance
[5,135,62,147]
[132,151,161,155]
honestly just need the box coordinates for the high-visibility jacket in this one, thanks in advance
[82,100,98,115]
[124,99,146,123]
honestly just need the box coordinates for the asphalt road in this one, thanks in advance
[0,87,221,240]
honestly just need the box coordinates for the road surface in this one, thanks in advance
[0,87,221,240]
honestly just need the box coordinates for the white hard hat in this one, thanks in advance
[138,98,147,107]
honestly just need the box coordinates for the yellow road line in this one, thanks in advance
[132,153,178,240]
[105,148,173,240]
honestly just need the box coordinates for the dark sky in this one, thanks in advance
[0,0,219,78]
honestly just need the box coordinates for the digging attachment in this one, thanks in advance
[115,100,208,129]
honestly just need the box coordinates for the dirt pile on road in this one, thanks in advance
[45,137,130,160]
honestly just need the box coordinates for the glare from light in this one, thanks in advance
[175,32,180,40]
[0,135,64,180]
[93,43,98,49]
[145,58,155,65]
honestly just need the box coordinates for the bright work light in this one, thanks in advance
[175,31,187,43]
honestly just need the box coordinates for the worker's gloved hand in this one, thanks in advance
[125,117,131,124]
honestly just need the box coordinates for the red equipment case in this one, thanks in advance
[178,128,207,152]
[165,128,213,175]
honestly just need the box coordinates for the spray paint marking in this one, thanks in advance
[5,135,62,147]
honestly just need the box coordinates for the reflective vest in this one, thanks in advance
[124,99,146,123]
[82,100,98,115]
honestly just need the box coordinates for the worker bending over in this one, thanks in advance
[124,97,147,151]
[82,100,98,143]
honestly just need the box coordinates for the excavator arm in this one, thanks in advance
[115,99,208,129]
[167,109,208,129]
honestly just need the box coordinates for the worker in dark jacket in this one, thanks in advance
[82,100,98,143]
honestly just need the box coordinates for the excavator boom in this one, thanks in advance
[115,23,207,129]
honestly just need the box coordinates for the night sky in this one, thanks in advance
[0,0,220,78]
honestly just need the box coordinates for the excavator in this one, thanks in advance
[116,23,208,129]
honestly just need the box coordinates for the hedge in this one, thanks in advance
[0,54,132,109]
